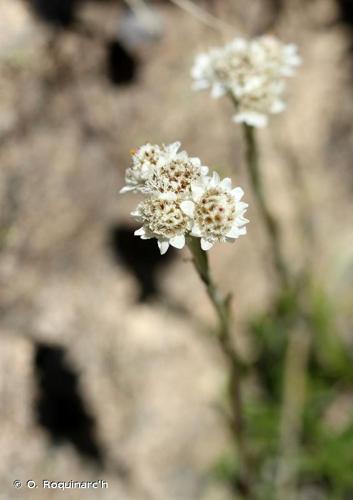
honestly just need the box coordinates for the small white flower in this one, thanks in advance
[120,142,181,193]
[232,80,286,128]
[132,195,191,254]
[181,172,249,251]
[120,141,208,196]
[120,143,163,193]
[191,35,301,127]
[255,36,301,77]
[145,152,209,197]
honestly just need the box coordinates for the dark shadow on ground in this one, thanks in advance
[108,223,176,302]
[33,342,104,465]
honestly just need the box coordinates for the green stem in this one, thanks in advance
[187,236,254,499]
[242,124,290,291]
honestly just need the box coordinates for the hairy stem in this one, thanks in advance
[187,236,254,499]
[242,124,290,291]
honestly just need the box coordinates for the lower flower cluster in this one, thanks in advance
[120,142,249,254]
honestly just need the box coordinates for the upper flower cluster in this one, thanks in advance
[120,142,249,254]
[191,35,301,128]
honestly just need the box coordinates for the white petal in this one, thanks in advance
[134,227,145,236]
[211,83,226,98]
[189,157,201,167]
[167,142,181,155]
[201,174,211,187]
[221,177,232,190]
[201,238,214,251]
[158,240,170,255]
[140,163,151,174]
[170,234,185,249]
[201,166,209,176]
[226,226,240,238]
[230,38,247,51]
[233,112,268,128]
[120,186,133,193]
[191,224,202,237]
[177,151,188,161]
[243,76,264,93]
[236,201,248,212]
[180,200,195,218]
[237,215,249,227]
[191,184,205,201]
[160,192,177,201]
[231,187,244,201]
[191,54,211,77]
[210,171,220,186]
[271,100,286,114]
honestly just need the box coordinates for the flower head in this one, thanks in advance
[181,172,248,250]
[120,143,163,193]
[120,142,208,195]
[191,35,301,127]
[132,194,190,254]
[120,142,249,254]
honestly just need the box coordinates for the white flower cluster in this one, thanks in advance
[120,142,249,254]
[192,35,301,128]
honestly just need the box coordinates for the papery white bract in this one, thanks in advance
[132,194,191,255]
[181,172,249,250]
[191,35,301,127]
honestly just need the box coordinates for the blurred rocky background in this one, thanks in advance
[1,0,353,498]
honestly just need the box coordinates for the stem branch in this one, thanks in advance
[187,236,253,499]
